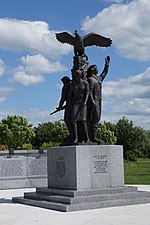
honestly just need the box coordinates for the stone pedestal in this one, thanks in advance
[12,145,150,212]
[47,145,124,190]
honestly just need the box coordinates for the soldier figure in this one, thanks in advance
[56,76,74,143]
[69,70,90,143]
[87,56,110,143]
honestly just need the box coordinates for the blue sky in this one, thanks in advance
[0,0,150,129]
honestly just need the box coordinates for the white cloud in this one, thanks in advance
[20,108,58,126]
[102,113,150,130]
[11,71,44,86]
[0,106,63,126]
[0,109,16,121]
[0,87,15,103]
[102,66,150,129]
[112,98,150,115]
[0,96,6,102]
[104,67,150,101]
[102,101,150,129]
[0,59,5,76]
[82,0,150,61]
[127,67,150,86]
[10,54,68,86]
[20,54,67,74]
[0,87,14,94]
[0,19,71,58]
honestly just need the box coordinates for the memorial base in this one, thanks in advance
[47,145,124,190]
[12,185,150,212]
[12,145,150,212]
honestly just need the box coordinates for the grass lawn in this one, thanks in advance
[124,158,150,184]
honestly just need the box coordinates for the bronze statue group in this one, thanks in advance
[51,31,112,145]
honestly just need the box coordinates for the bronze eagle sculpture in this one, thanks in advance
[56,30,112,56]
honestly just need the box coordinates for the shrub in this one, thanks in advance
[0,144,8,150]
[22,143,33,150]
[41,142,59,149]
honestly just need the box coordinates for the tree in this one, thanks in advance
[137,130,150,159]
[0,123,13,147]
[32,120,69,148]
[113,117,150,160]
[0,115,35,149]
[97,123,117,144]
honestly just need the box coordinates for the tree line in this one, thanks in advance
[0,115,149,161]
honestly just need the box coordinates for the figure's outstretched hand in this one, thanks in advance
[105,56,110,65]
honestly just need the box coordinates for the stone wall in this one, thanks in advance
[0,150,47,189]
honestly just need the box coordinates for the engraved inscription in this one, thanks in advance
[0,157,26,177]
[28,155,47,176]
[56,156,66,177]
[93,155,109,174]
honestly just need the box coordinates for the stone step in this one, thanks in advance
[68,197,150,212]
[12,195,150,212]
[36,186,138,197]
[24,190,150,204]
[12,197,68,212]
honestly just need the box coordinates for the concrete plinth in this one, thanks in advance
[12,145,150,212]
[47,145,124,190]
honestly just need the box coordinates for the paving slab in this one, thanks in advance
[0,185,150,225]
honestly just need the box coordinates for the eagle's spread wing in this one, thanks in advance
[55,32,75,46]
[83,33,112,47]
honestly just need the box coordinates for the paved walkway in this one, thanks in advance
[0,185,150,225]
